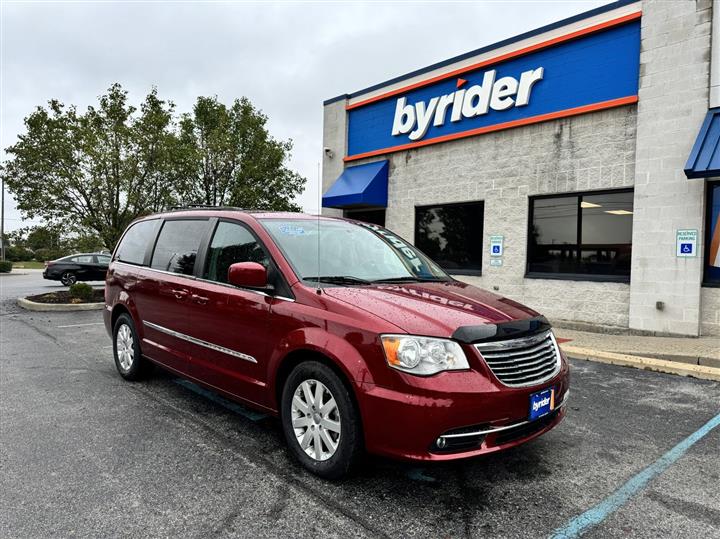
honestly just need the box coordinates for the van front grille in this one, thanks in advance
[474,330,561,387]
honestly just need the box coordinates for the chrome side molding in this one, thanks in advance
[144,320,257,363]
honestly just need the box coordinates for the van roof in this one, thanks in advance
[138,207,340,222]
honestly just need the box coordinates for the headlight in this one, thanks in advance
[381,335,469,375]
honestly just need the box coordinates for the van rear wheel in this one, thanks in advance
[281,361,362,479]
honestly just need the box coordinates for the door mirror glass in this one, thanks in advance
[228,262,268,289]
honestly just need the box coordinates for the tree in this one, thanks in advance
[176,96,304,210]
[3,84,177,249]
[3,85,306,249]
[25,225,62,251]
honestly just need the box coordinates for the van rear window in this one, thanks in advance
[115,219,159,265]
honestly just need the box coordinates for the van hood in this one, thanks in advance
[323,280,540,339]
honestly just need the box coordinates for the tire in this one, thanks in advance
[281,361,363,480]
[61,272,77,286]
[112,313,151,381]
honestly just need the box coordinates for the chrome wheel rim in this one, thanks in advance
[116,324,134,372]
[62,272,76,285]
[290,379,341,461]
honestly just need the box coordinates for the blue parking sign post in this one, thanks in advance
[676,230,698,257]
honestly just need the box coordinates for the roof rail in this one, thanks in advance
[166,205,282,213]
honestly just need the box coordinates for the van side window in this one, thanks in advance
[204,221,269,284]
[115,219,158,265]
[151,220,208,275]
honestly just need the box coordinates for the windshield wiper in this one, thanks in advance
[305,275,372,286]
[371,276,447,283]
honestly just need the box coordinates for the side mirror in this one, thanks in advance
[228,262,268,289]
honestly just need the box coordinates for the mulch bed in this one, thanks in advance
[27,289,105,304]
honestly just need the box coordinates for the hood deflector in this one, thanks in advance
[452,316,551,344]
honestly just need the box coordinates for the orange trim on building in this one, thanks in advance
[345,11,642,111]
[343,95,639,162]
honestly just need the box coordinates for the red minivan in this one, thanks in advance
[105,208,569,478]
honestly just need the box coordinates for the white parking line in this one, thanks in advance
[56,322,105,329]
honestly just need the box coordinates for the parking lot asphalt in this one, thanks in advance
[1,276,719,538]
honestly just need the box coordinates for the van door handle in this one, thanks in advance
[172,289,189,300]
[191,294,209,305]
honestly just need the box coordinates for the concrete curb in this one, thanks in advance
[562,345,720,382]
[0,272,29,277]
[17,297,104,312]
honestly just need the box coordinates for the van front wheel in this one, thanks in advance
[281,361,362,479]
[112,313,151,381]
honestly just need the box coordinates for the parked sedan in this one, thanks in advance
[43,253,111,286]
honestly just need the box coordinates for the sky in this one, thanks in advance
[1,0,611,233]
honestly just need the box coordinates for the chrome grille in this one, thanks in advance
[474,330,561,387]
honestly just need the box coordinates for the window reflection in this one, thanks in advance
[415,202,484,272]
[528,190,633,278]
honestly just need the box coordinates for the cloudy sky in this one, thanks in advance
[1,0,610,232]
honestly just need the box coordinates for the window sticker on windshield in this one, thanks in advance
[359,222,432,276]
[278,224,307,236]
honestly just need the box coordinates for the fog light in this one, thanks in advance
[436,437,447,449]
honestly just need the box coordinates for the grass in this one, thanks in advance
[10,261,46,269]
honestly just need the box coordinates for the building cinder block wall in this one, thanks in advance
[629,0,714,336]
[321,100,347,218]
[348,106,637,328]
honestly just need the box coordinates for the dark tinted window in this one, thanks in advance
[705,181,720,285]
[344,209,386,227]
[204,221,269,284]
[151,220,208,275]
[115,220,158,265]
[415,202,483,273]
[528,190,633,278]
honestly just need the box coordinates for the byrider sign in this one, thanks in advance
[345,17,641,161]
[392,68,544,141]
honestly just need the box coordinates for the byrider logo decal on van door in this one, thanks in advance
[344,17,641,161]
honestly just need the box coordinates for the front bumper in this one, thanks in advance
[357,359,570,461]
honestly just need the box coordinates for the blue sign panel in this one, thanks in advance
[347,20,640,160]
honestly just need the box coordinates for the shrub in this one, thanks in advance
[6,246,33,261]
[69,282,94,302]
[0,260,13,273]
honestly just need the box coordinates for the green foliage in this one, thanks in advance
[69,233,105,253]
[34,247,68,262]
[69,282,94,301]
[2,84,306,250]
[175,96,304,210]
[0,260,13,273]
[26,225,62,251]
[5,246,34,262]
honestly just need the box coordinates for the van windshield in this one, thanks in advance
[259,218,450,285]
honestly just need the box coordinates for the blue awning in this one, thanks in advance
[322,160,388,209]
[685,107,720,179]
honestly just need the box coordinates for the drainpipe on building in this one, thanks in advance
[712,0,720,107]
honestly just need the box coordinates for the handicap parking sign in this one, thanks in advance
[489,235,503,257]
[676,229,698,257]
